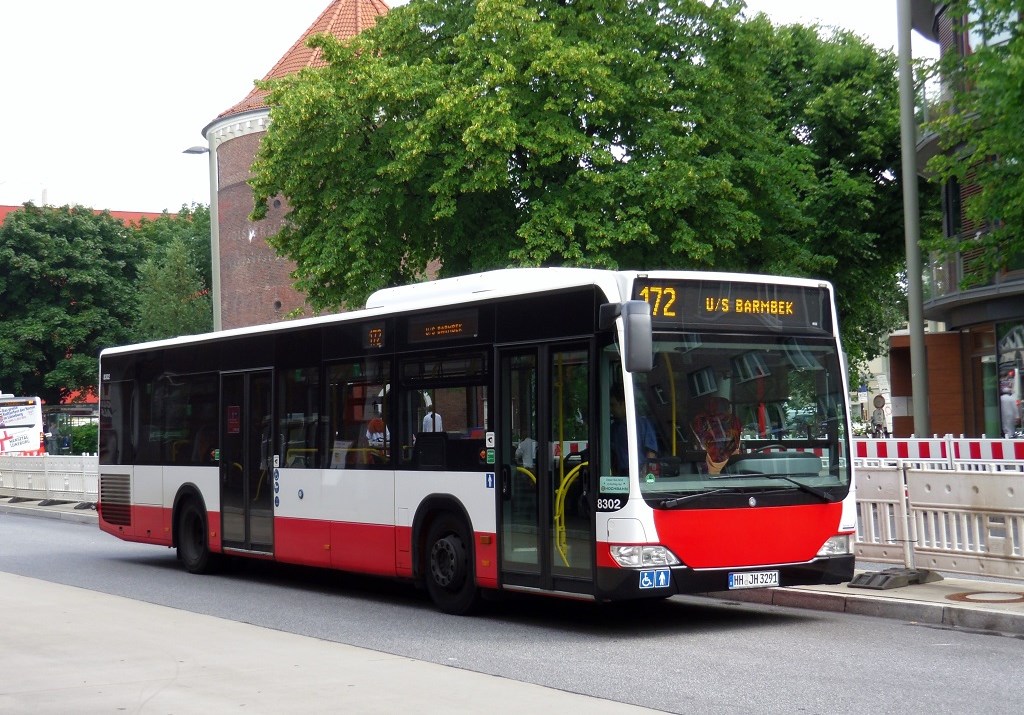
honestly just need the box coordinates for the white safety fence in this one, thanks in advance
[0,454,98,504]
[4,441,1024,582]
[855,462,1024,581]
[854,438,1024,580]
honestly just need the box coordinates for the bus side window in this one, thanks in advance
[278,366,321,469]
[326,358,391,469]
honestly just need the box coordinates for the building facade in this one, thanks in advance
[201,0,389,330]
[906,1,1024,437]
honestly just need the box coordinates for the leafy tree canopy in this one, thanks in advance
[925,0,1024,284]
[251,0,930,366]
[0,204,142,405]
[133,204,213,292]
[136,236,213,342]
[133,204,214,340]
[760,23,937,363]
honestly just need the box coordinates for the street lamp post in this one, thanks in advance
[183,144,221,331]
[897,0,930,437]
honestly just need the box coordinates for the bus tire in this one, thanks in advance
[424,513,479,615]
[177,499,217,574]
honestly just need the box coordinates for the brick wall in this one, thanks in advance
[216,132,309,329]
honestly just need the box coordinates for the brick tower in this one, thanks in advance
[202,0,389,330]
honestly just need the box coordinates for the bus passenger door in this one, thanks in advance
[499,344,593,594]
[220,370,274,554]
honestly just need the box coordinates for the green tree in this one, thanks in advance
[136,236,213,341]
[133,204,213,293]
[252,0,810,307]
[0,204,141,405]
[71,422,99,455]
[925,0,1024,284]
[758,22,939,364]
[250,0,930,364]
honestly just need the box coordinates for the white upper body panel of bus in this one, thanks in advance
[99,267,836,358]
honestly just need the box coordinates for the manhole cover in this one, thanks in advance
[946,591,1024,604]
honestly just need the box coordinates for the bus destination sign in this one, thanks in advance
[633,279,827,333]
[407,309,480,343]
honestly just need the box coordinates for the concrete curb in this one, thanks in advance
[0,499,97,525]
[705,584,1024,636]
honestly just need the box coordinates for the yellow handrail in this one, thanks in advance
[516,465,536,484]
[553,460,588,566]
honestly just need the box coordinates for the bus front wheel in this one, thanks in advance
[177,499,217,574]
[424,514,478,615]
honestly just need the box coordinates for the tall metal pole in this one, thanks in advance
[205,140,222,332]
[897,0,930,436]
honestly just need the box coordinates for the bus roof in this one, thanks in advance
[0,395,40,406]
[99,267,833,358]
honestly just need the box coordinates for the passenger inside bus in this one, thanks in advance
[610,389,658,475]
[422,409,444,432]
[365,417,390,449]
[691,396,742,474]
[515,434,538,469]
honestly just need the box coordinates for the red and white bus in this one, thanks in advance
[97,268,855,613]
[0,395,46,455]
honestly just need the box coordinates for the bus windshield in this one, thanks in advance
[631,332,850,504]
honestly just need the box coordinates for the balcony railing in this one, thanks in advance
[925,240,1024,303]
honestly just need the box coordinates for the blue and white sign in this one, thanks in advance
[639,568,671,589]
[486,472,495,489]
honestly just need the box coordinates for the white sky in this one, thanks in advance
[0,1,937,213]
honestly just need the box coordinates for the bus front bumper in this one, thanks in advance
[594,554,856,602]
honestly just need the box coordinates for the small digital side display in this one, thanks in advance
[633,279,828,333]
[363,322,385,350]
[407,309,479,343]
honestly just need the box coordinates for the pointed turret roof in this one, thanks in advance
[218,0,389,119]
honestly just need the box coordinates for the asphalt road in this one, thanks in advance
[2,512,1022,714]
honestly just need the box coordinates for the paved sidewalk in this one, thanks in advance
[0,571,649,714]
[4,495,1024,639]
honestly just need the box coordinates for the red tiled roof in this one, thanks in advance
[62,388,99,405]
[218,0,389,119]
[0,205,21,225]
[105,210,166,226]
[0,205,163,227]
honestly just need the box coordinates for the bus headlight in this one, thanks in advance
[609,545,681,568]
[816,534,853,557]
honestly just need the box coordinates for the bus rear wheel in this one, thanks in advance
[177,499,217,574]
[424,514,478,615]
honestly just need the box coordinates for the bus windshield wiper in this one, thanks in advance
[660,488,731,508]
[760,474,832,502]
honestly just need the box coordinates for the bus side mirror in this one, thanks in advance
[600,301,653,373]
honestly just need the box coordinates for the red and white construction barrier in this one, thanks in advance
[853,438,949,462]
[853,436,1024,468]
[950,438,1024,462]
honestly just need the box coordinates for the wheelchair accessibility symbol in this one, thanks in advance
[639,568,671,589]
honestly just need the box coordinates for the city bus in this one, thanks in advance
[97,268,856,613]
[0,395,46,455]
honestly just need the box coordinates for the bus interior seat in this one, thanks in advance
[413,432,447,469]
